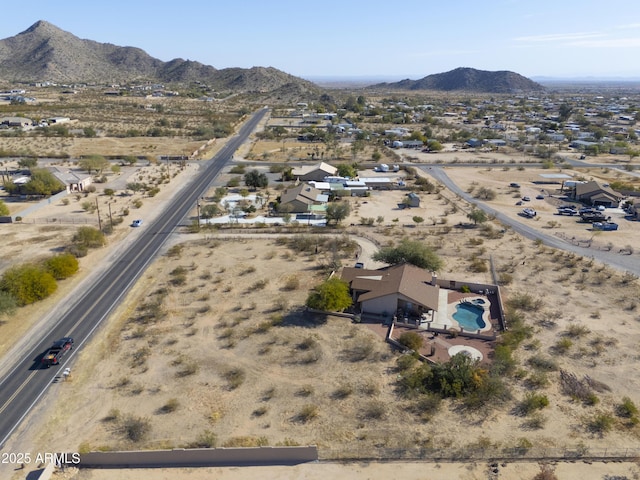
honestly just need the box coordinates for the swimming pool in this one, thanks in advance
[452,303,487,331]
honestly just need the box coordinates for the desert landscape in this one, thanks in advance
[1,76,640,480]
[2,143,640,480]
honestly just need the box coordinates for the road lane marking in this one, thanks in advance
[0,370,38,416]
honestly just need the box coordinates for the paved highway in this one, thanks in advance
[0,108,269,449]
[423,166,640,277]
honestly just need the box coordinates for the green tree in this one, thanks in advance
[336,163,357,178]
[22,169,65,195]
[83,127,97,138]
[243,170,268,191]
[373,238,443,271]
[0,264,57,306]
[475,187,496,200]
[0,290,18,317]
[44,253,79,280]
[200,204,221,219]
[0,200,9,216]
[426,140,443,152]
[18,158,38,169]
[467,208,488,225]
[325,202,351,225]
[79,155,110,174]
[72,226,105,249]
[306,277,352,312]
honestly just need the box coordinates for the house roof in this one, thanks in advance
[342,263,439,311]
[291,162,337,178]
[575,181,622,200]
[279,183,324,206]
[47,167,91,186]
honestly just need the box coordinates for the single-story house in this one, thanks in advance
[342,263,439,321]
[48,167,93,193]
[279,183,328,213]
[573,181,623,207]
[291,162,337,182]
[466,138,483,148]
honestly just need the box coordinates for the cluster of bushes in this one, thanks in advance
[0,253,78,313]
[0,226,105,317]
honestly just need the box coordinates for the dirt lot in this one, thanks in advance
[3,125,640,480]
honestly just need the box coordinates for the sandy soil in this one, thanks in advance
[50,460,640,480]
[3,137,640,480]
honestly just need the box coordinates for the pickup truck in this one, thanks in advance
[42,337,74,367]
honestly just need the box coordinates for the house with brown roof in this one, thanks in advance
[573,181,623,208]
[279,183,328,213]
[341,263,439,321]
[291,162,337,182]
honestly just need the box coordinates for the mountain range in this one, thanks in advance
[0,21,544,95]
[0,21,318,94]
[370,67,544,93]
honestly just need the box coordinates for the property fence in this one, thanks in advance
[16,216,98,225]
[75,446,318,468]
[319,445,640,462]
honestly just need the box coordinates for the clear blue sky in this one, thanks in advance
[2,0,640,80]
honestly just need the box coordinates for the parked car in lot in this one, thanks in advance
[509,183,520,188]
[536,194,545,200]
[132,219,143,227]
[593,222,618,231]
[521,208,537,218]
[522,196,531,202]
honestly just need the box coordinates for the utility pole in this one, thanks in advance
[95,198,102,231]
[196,201,201,231]
[108,202,113,229]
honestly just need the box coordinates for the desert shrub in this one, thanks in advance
[587,412,615,434]
[296,385,314,397]
[332,384,354,399]
[297,404,319,422]
[223,436,268,447]
[252,406,268,417]
[222,367,246,390]
[396,353,418,372]
[517,393,549,416]
[616,396,639,418]
[533,464,558,480]
[553,337,573,354]
[522,412,547,430]
[0,291,18,316]
[506,292,542,311]
[190,430,217,448]
[0,264,57,306]
[175,361,198,377]
[158,398,180,413]
[468,256,488,273]
[72,226,105,249]
[44,253,79,280]
[527,356,558,372]
[564,324,591,337]
[283,275,300,291]
[526,372,550,389]
[120,415,151,442]
[346,336,375,362]
[361,400,386,420]
[398,331,423,351]
[413,393,442,420]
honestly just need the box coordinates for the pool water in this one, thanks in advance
[452,303,487,330]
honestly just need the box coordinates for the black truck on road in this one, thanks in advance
[41,337,74,367]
